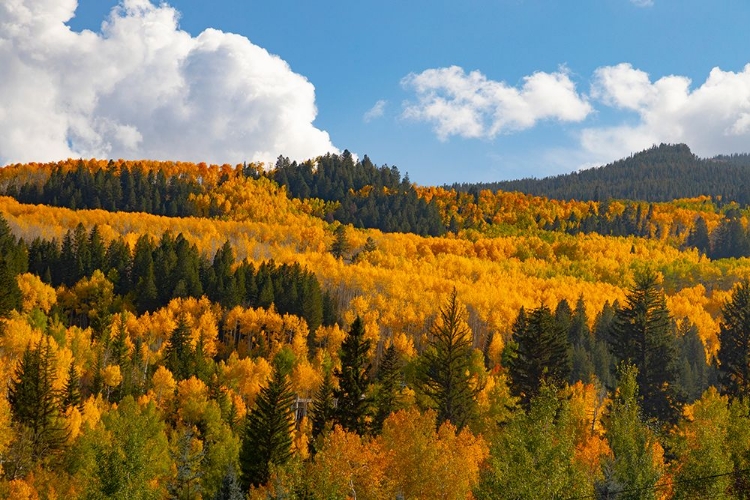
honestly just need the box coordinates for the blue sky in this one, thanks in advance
[3,0,750,185]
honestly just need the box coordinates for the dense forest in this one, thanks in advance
[452,143,750,204]
[2,150,750,498]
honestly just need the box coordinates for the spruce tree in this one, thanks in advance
[0,257,21,317]
[718,279,750,400]
[330,224,350,260]
[239,365,296,490]
[310,370,336,439]
[372,342,403,433]
[164,314,194,381]
[8,337,68,460]
[687,215,711,255]
[61,362,82,411]
[507,304,571,409]
[418,289,479,429]
[333,316,371,434]
[609,270,680,423]
[213,466,244,500]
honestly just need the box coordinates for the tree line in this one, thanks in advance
[272,151,446,236]
[1,155,448,237]
[3,216,337,335]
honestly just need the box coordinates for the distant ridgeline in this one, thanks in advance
[450,144,750,205]
[7,146,750,258]
[0,154,447,236]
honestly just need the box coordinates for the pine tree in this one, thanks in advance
[0,257,21,317]
[687,215,711,255]
[418,289,479,429]
[330,224,350,260]
[213,466,244,500]
[507,304,571,409]
[333,316,371,434]
[609,270,680,423]
[164,314,194,381]
[310,370,336,440]
[61,362,82,411]
[372,343,403,433]
[132,235,159,313]
[8,337,68,460]
[718,279,750,401]
[239,365,296,490]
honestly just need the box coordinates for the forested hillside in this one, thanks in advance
[2,153,750,498]
[453,143,750,204]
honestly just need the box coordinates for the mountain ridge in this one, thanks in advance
[449,144,750,204]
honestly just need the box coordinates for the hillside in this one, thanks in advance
[2,157,750,497]
[451,143,750,204]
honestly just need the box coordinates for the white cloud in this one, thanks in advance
[582,63,750,162]
[0,0,337,166]
[363,100,387,122]
[401,66,592,140]
[630,0,654,7]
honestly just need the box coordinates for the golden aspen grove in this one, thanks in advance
[3,149,750,498]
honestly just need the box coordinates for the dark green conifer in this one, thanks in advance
[8,337,68,460]
[418,289,479,429]
[507,304,571,409]
[164,314,194,381]
[330,224,350,260]
[310,370,336,439]
[609,270,680,423]
[0,257,22,317]
[61,362,82,411]
[239,365,296,490]
[718,279,750,401]
[372,343,403,433]
[333,316,371,434]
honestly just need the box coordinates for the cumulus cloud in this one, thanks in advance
[401,66,592,140]
[0,0,337,166]
[582,62,750,161]
[363,100,387,122]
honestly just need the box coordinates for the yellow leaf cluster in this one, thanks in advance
[219,353,272,407]
[16,273,56,313]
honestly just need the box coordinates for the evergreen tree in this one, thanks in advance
[675,321,713,402]
[686,215,711,255]
[310,370,336,440]
[718,279,750,400]
[0,257,22,317]
[61,361,82,411]
[105,237,132,296]
[333,316,371,434]
[418,289,479,429]
[213,466,244,500]
[164,314,194,381]
[609,270,680,423]
[507,304,571,409]
[330,224,350,260]
[569,295,590,346]
[8,337,68,460]
[372,343,403,433]
[239,365,296,490]
[89,225,107,273]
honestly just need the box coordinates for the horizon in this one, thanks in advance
[3,1,750,185]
